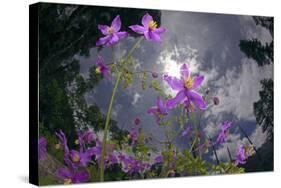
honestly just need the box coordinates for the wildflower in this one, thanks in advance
[154,155,163,163]
[164,64,206,110]
[120,155,142,174]
[57,166,90,184]
[235,145,247,165]
[95,56,109,78]
[216,121,233,144]
[96,15,128,46]
[55,130,69,154]
[147,97,168,125]
[199,139,211,154]
[129,13,166,42]
[69,147,100,167]
[39,137,47,161]
[128,127,138,145]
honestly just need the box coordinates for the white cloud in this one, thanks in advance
[132,92,141,106]
[206,58,272,121]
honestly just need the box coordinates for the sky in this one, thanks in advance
[78,9,273,163]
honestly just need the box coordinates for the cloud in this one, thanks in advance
[132,92,141,106]
[205,58,272,121]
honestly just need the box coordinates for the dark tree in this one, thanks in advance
[239,39,273,66]
[254,79,273,141]
[253,16,273,37]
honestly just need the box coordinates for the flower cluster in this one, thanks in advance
[55,129,101,184]
[94,14,166,79]
[118,153,151,174]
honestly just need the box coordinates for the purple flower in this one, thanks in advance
[154,155,163,163]
[69,147,99,167]
[95,56,109,78]
[119,155,142,174]
[213,96,220,105]
[75,129,96,151]
[168,170,176,177]
[94,142,118,168]
[39,137,47,161]
[57,166,90,184]
[216,121,233,144]
[181,126,193,137]
[55,130,69,154]
[96,15,128,46]
[199,140,211,154]
[105,152,119,168]
[235,145,247,165]
[128,127,138,145]
[129,13,166,42]
[147,97,168,125]
[164,64,206,110]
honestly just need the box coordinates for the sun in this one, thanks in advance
[163,59,181,77]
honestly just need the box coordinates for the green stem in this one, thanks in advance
[99,37,143,181]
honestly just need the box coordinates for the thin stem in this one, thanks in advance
[99,72,122,181]
[227,146,233,162]
[99,37,144,181]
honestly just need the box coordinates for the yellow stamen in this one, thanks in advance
[75,139,79,145]
[72,154,80,162]
[128,164,132,169]
[108,27,113,34]
[64,178,72,184]
[95,67,101,74]
[55,143,61,150]
[148,20,158,30]
[184,77,194,89]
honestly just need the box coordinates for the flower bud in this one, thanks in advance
[213,96,219,105]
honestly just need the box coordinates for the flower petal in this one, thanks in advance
[163,75,184,91]
[187,90,207,110]
[116,31,128,39]
[154,27,166,34]
[106,34,119,46]
[98,24,110,35]
[142,13,153,27]
[147,106,157,114]
[73,170,90,183]
[180,63,190,79]
[129,25,146,34]
[57,167,72,179]
[166,90,186,109]
[96,35,111,46]
[111,15,121,32]
[149,31,162,42]
[156,97,167,115]
[192,75,204,89]
[87,146,102,156]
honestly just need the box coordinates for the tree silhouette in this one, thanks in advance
[238,16,273,172]
[254,79,273,141]
[239,39,273,66]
